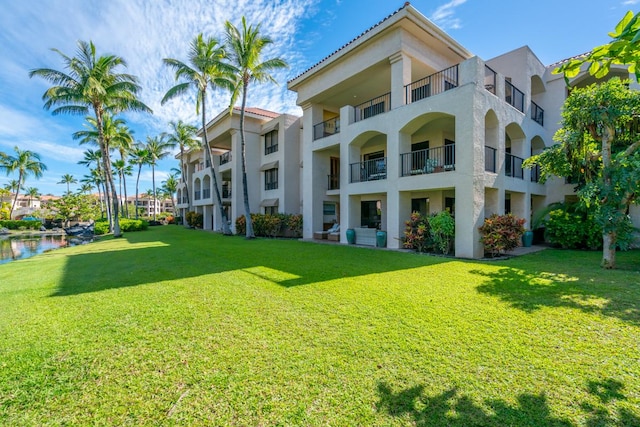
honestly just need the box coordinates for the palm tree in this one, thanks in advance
[145,135,173,222]
[78,183,93,195]
[162,34,233,235]
[165,120,200,220]
[25,187,40,208]
[225,17,288,238]
[57,173,77,194]
[30,40,152,237]
[112,159,133,216]
[0,146,47,218]
[129,144,151,220]
[79,150,105,217]
[111,120,135,218]
[162,173,179,216]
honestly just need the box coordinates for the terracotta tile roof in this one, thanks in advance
[548,51,590,68]
[287,2,412,84]
[233,106,280,119]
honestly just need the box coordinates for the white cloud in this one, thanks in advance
[430,0,468,30]
[622,0,639,5]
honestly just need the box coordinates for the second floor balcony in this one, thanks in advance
[313,117,340,141]
[327,174,340,190]
[400,145,456,177]
[220,152,231,166]
[350,158,387,183]
[354,93,390,122]
[505,153,524,179]
[531,101,544,126]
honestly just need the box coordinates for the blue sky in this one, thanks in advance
[0,0,635,196]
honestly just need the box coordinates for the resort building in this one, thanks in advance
[175,107,302,232]
[286,3,639,258]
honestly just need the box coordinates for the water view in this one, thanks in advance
[0,234,93,265]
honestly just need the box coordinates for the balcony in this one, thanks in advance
[350,158,387,183]
[327,174,340,190]
[485,146,497,172]
[530,164,541,183]
[484,65,496,94]
[505,153,524,179]
[222,186,231,198]
[531,101,544,126]
[194,190,201,200]
[505,80,524,112]
[265,143,278,155]
[404,65,458,104]
[354,93,390,122]
[400,145,456,177]
[220,152,231,165]
[313,117,340,140]
[202,189,211,199]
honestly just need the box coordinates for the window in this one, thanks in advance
[265,168,278,190]
[264,206,278,215]
[264,130,278,155]
[323,203,336,215]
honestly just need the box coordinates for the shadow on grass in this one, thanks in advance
[52,227,452,297]
[376,377,639,426]
[471,255,640,326]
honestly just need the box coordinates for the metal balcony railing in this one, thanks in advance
[505,153,524,179]
[404,65,458,104]
[354,93,390,122]
[194,190,201,200]
[531,101,544,126]
[400,145,456,177]
[265,144,278,155]
[327,174,340,190]
[485,65,497,94]
[202,189,210,199]
[222,186,231,198]
[313,117,340,140]
[505,80,525,112]
[530,164,541,183]
[485,146,497,172]
[220,152,231,165]
[350,158,387,183]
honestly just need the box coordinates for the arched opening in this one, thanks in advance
[399,112,456,176]
[505,122,526,179]
[484,110,499,173]
[194,178,202,201]
[202,175,211,199]
[348,131,387,183]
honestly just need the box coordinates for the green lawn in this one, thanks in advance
[1,226,639,426]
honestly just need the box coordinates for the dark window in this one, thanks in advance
[264,130,278,155]
[264,206,278,215]
[265,168,278,190]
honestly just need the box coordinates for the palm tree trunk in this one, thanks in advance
[240,84,254,239]
[10,173,22,219]
[152,164,157,222]
[135,165,142,220]
[601,126,616,269]
[180,145,191,226]
[122,174,129,218]
[201,92,231,235]
[95,108,121,237]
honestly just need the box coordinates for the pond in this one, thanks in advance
[0,234,93,265]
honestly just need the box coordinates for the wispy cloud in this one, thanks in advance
[430,0,468,30]
[622,0,639,5]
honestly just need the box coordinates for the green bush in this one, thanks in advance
[0,220,41,230]
[286,214,303,237]
[94,221,110,235]
[402,212,433,253]
[429,211,455,255]
[186,211,203,229]
[479,214,526,257]
[235,213,303,238]
[93,218,149,235]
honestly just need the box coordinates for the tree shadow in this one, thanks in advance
[471,263,640,326]
[376,378,639,426]
[52,228,453,297]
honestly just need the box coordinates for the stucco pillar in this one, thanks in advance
[230,129,243,230]
[386,131,410,249]
[301,103,325,238]
[389,52,412,109]
[510,192,529,228]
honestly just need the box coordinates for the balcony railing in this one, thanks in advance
[404,65,458,104]
[194,190,201,200]
[202,188,211,199]
[505,80,524,112]
[354,93,390,122]
[350,158,387,183]
[182,196,188,203]
[531,101,544,126]
[328,174,340,190]
[265,144,278,155]
[400,145,456,177]
[485,65,496,94]
[313,117,340,140]
[485,146,497,173]
[222,186,231,198]
[530,164,541,183]
[505,153,524,179]
[220,152,231,165]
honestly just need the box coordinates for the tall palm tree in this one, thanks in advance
[162,173,179,217]
[0,146,47,218]
[112,159,133,216]
[82,169,105,218]
[129,144,151,220]
[78,183,93,195]
[30,40,152,237]
[25,187,40,208]
[166,120,200,220]
[145,135,173,222]
[79,150,105,217]
[225,17,288,238]
[111,120,135,218]
[57,173,77,194]
[162,34,233,235]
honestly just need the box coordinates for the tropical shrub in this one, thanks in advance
[235,214,246,235]
[0,220,41,230]
[429,211,455,254]
[235,213,303,238]
[479,214,526,257]
[186,211,203,229]
[402,212,432,253]
[93,218,149,235]
[286,214,303,237]
[94,221,110,235]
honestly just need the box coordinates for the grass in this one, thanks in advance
[1,226,639,426]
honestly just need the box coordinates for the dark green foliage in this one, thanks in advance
[186,211,203,229]
[235,213,303,238]
[0,220,42,230]
[94,218,149,235]
[429,211,455,255]
[402,212,433,253]
[479,214,526,257]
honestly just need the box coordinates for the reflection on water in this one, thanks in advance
[0,234,93,265]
